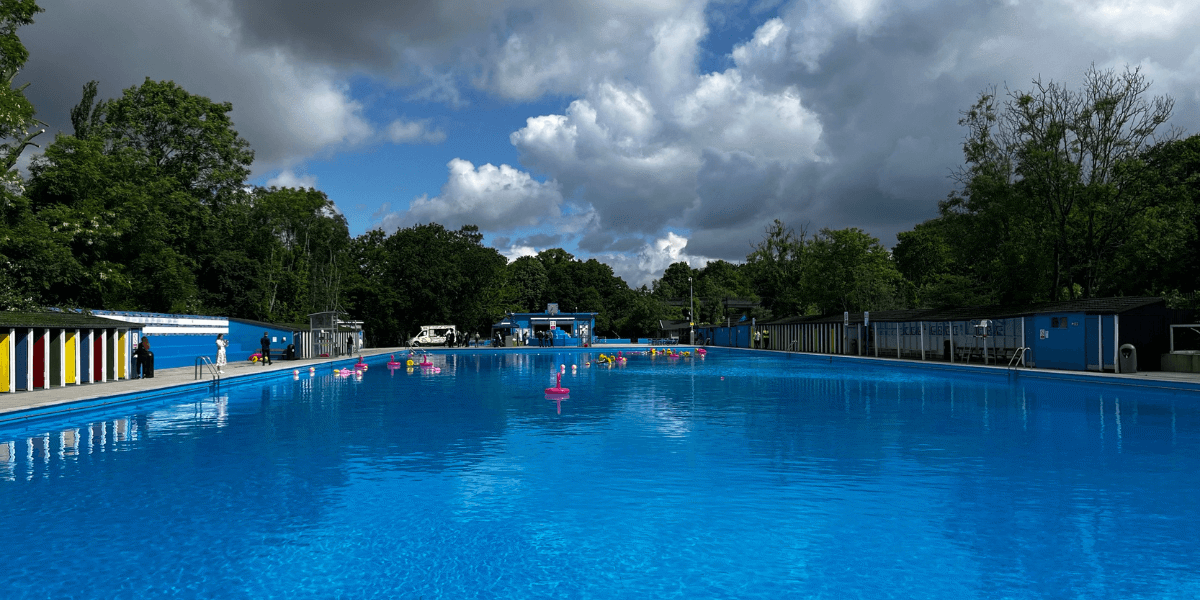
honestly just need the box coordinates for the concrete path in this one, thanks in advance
[0,348,414,418]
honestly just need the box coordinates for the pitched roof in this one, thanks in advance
[0,311,142,329]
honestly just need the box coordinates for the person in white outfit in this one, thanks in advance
[215,333,228,373]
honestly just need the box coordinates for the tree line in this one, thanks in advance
[3,4,1198,345]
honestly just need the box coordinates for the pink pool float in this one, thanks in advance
[545,372,570,395]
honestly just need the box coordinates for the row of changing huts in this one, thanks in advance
[700,297,1188,373]
[0,311,139,393]
[0,310,353,394]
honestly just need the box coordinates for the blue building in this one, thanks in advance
[491,306,598,347]
[702,297,1181,373]
[90,311,306,368]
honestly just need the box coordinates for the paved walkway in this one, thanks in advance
[4,345,1197,420]
[0,348,415,418]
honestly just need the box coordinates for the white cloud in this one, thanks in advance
[266,169,319,189]
[379,158,564,232]
[385,118,447,144]
[596,231,715,287]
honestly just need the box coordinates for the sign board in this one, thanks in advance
[864,311,869,327]
[843,311,849,328]
[550,321,557,329]
[547,303,559,315]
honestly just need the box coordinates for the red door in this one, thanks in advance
[94,335,103,382]
[33,331,45,388]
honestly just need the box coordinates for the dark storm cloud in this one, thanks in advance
[515,233,561,247]
[194,0,490,70]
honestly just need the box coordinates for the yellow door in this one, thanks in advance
[65,331,77,384]
[117,330,127,379]
[0,329,10,393]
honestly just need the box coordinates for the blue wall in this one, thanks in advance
[696,324,750,348]
[227,321,298,360]
[134,321,298,369]
[1029,312,1086,370]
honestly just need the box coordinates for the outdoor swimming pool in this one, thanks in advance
[2,349,1198,599]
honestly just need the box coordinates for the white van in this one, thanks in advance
[407,325,457,347]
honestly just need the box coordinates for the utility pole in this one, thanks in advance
[688,276,695,345]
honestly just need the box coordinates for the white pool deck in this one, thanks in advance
[3,345,1198,419]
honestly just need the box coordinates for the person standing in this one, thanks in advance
[132,338,145,379]
[754,329,762,349]
[260,332,273,366]
[134,338,154,378]
[346,334,353,356]
[215,333,228,374]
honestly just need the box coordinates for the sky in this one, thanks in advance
[17,0,1200,287]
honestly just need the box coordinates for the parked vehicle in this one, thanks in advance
[408,325,457,347]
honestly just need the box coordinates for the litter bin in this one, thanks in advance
[1119,344,1137,374]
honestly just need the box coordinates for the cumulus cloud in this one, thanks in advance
[266,169,319,189]
[20,0,1200,283]
[378,158,564,232]
[597,232,716,287]
[385,118,447,144]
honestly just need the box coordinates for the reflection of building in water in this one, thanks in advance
[60,428,79,458]
[1,440,12,481]
[0,416,142,480]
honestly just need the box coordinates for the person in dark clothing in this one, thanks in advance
[260,332,273,365]
[133,338,154,378]
[346,334,353,356]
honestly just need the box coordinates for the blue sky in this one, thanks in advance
[19,0,1200,286]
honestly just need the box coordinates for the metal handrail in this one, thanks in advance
[1008,347,1028,368]
[195,356,220,380]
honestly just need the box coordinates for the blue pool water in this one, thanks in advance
[2,350,1199,599]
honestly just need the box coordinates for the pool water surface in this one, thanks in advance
[1,349,1198,599]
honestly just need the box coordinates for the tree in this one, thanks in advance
[505,255,547,312]
[744,219,808,317]
[26,78,257,312]
[957,65,1176,300]
[345,223,508,345]
[0,0,43,194]
[804,227,904,313]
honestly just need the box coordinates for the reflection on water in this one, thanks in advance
[0,352,1199,599]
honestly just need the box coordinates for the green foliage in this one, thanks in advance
[950,65,1175,301]
[344,223,508,346]
[0,0,43,194]
[804,228,904,313]
[744,219,807,316]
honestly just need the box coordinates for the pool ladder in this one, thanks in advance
[1008,347,1028,368]
[195,356,221,381]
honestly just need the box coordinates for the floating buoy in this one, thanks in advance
[293,369,299,375]
[545,372,570,395]
[419,353,433,368]
[387,355,403,369]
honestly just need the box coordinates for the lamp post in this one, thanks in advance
[688,276,694,345]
